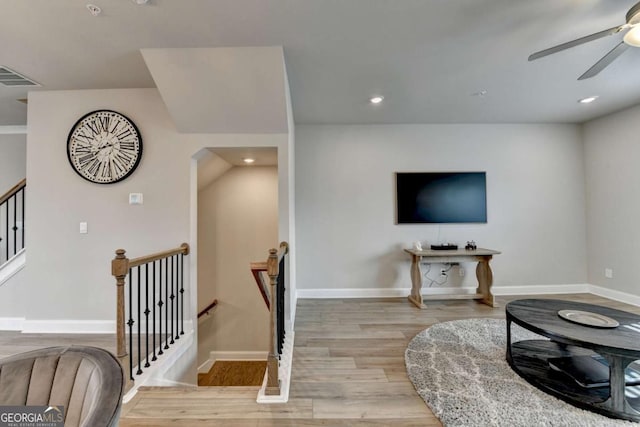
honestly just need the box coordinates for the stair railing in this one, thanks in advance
[251,241,288,396]
[111,243,189,385]
[0,179,26,265]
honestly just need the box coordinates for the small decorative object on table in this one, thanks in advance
[465,241,477,250]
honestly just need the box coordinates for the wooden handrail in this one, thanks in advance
[198,299,219,318]
[129,243,190,268]
[0,178,26,205]
[250,262,270,309]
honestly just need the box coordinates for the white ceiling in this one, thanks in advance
[2,0,640,126]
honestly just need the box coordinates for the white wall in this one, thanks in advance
[583,104,640,296]
[197,166,277,366]
[0,134,26,193]
[0,88,291,327]
[295,124,587,294]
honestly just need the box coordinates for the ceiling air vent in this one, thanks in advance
[0,66,40,87]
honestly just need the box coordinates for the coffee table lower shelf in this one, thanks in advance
[508,340,640,422]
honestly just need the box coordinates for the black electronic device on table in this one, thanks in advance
[430,244,458,251]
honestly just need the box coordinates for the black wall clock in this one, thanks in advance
[67,110,143,184]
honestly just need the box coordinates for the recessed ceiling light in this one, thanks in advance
[370,96,384,104]
[578,96,598,104]
[243,158,255,164]
[132,0,149,4]
[86,4,101,16]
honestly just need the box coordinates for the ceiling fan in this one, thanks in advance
[528,1,640,80]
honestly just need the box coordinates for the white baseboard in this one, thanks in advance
[21,320,116,334]
[197,359,215,374]
[589,285,640,307]
[11,319,194,334]
[492,284,590,295]
[209,351,268,361]
[0,317,25,331]
[198,351,269,374]
[297,288,411,299]
[296,283,590,299]
[296,284,593,299]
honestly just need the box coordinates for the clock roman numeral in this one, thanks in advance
[115,150,135,164]
[119,141,137,151]
[86,120,101,136]
[73,145,92,155]
[99,115,111,133]
[116,128,133,140]
[77,153,97,169]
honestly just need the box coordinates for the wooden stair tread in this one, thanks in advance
[198,360,267,387]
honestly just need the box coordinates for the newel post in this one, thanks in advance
[265,248,280,395]
[111,249,131,385]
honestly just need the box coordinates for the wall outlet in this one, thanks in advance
[605,268,613,279]
[459,267,465,277]
[440,269,447,277]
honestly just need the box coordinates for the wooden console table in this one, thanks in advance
[404,248,500,309]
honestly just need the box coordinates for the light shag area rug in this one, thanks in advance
[405,318,639,427]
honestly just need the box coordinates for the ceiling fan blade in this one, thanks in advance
[578,41,629,80]
[528,25,625,61]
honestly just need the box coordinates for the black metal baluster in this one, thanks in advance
[180,253,184,336]
[136,265,142,375]
[127,268,134,381]
[144,264,150,368]
[170,255,175,344]
[164,257,169,350]
[158,258,165,355]
[20,188,24,250]
[12,193,17,256]
[174,254,179,340]
[4,200,8,261]
[277,257,286,356]
[0,201,5,263]
[152,260,157,362]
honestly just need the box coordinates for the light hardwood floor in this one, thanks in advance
[2,294,638,425]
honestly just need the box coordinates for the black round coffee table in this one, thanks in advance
[506,299,640,422]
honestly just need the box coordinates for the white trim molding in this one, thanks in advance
[492,284,590,296]
[589,285,640,307]
[257,330,294,403]
[0,248,26,287]
[0,317,25,331]
[198,350,269,374]
[0,125,27,134]
[21,320,116,334]
[123,330,194,403]
[209,350,268,361]
[297,284,592,299]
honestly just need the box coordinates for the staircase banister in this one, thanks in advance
[0,178,26,205]
[197,299,219,318]
[128,243,189,268]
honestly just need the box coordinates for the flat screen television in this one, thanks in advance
[396,172,487,224]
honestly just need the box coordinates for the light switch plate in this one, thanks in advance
[79,222,88,234]
[129,193,143,205]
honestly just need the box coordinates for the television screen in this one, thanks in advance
[396,172,487,224]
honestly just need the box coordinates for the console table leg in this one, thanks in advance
[408,255,426,309]
[476,257,497,307]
